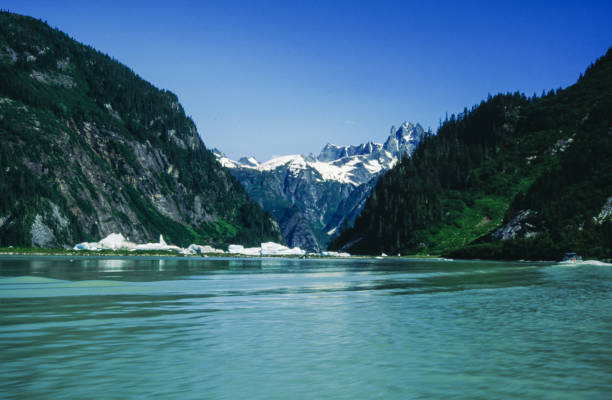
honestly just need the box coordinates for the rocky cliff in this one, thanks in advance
[0,12,283,248]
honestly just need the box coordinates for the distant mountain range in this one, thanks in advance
[214,122,426,251]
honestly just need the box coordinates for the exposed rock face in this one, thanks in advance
[593,197,612,224]
[0,12,282,248]
[491,210,538,241]
[215,122,425,251]
[281,210,321,253]
[30,215,55,247]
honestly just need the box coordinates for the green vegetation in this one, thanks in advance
[0,11,282,248]
[0,247,362,259]
[331,48,612,260]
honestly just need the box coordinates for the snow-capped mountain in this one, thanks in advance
[216,122,424,187]
[214,122,426,252]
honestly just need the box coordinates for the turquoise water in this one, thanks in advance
[1,256,612,399]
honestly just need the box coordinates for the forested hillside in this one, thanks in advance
[0,12,282,248]
[330,48,612,260]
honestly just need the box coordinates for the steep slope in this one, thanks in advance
[215,122,425,251]
[330,48,612,260]
[0,12,282,248]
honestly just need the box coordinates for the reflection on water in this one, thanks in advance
[1,256,611,399]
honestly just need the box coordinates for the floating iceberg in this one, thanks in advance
[320,251,351,257]
[182,244,225,255]
[133,235,182,252]
[261,242,306,256]
[74,233,348,258]
[74,233,133,251]
[74,233,183,253]
[73,241,102,251]
[99,233,134,250]
[228,245,262,256]
[227,243,307,256]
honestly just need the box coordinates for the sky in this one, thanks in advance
[5,1,612,161]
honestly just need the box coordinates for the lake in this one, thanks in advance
[1,256,612,399]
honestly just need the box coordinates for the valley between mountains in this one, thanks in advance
[1,11,610,260]
[214,122,426,252]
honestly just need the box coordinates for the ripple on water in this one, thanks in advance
[1,257,612,399]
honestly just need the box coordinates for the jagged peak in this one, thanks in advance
[396,121,425,136]
[215,120,425,182]
[383,121,425,156]
[238,156,259,167]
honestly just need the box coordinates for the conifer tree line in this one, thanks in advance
[331,48,612,260]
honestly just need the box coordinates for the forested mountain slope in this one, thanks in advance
[330,48,612,260]
[0,12,282,248]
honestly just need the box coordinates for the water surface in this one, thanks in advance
[1,256,612,399]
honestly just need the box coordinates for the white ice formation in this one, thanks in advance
[73,233,349,257]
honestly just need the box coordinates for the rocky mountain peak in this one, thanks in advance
[318,143,348,162]
[383,121,425,157]
[238,156,259,167]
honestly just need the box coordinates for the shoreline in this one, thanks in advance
[0,247,442,260]
[1,248,609,263]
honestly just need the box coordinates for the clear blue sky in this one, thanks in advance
[5,1,612,160]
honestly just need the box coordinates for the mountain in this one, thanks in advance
[330,48,612,260]
[0,12,283,248]
[215,122,425,251]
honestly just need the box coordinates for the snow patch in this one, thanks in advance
[259,155,305,171]
[310,160,358,185]
[218,156,240,169]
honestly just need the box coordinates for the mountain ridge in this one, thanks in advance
[216,121,425,185]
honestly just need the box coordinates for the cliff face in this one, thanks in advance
[0,12,282,248]
[227,166,371,252]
